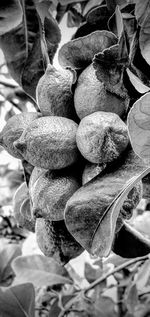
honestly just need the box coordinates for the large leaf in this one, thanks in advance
[135,0,150,26]
[65,149,146,257]
[12,254,72,287]
[0,283,35,317]
[0,241,21,286]
[0,0,61,100]
[139,12,150,66]
[91,166,150,256]
[0,0,23,35]
[127,92,150,163]
[58,30,117,69]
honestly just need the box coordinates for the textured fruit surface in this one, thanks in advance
[13,182,35,232]
[36,64,76,119]
[30,168,80,221]
[74,64,128,119]
[35,218,83,264]
[76,111,129,164]
[14,116,79,169]
[0,112,41,159]
[64,149,144,256]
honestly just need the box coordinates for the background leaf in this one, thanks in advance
[126,68,150,93]
[0,0,23,35]
[0,0,61,100]
[0,283,35,317]
[135,0,150,26]
[127,92,150,163]
[139,12,150,66]
[12,254,73,287]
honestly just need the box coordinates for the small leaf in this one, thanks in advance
[124,283,138,314]
[83,0,104,16]
[0,283,35,317]
[12,254,72,287]
[58,30,117,69]
[139,12,150,66]
[126,68,150,93]
[0,242,21,285]
[0,0,23,35]
[135,258,150,291]
[127,92,150,164]
[108,5,123,38]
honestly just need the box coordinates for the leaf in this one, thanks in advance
[93,31,129,98]
[124,283,138,314]
[59,0,86,4]
[65,149,147,257]
[86,5,110,28]
[108,5,123,38]
[84,262,105,284]
[135,0,150,26]
[83,0,104,16]
[0,0,23,35]
[127,92,150,164]
[0,283,35,317]
[12,254,72,287]
[58,30,117,69]
[135,258,150,291]
[91,166,150,257]
[0,242,21,285]
[139,12,150,66]
[126,68,150,93]
[0,0,61,100]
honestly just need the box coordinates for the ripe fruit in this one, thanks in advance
[74,64,128,119]
[36,64,76,119]
[35,218,83,264]
[0,112,41,159]
[14,116,79,169]
[76,111,129,164]
[13,182,35,232]
[30,168,80,221]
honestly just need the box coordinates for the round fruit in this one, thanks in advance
[30,169,80,221]
[35,218,83,265]
[36,64,76,119]
[76,111,129,164]
[0,112,41,159]
[14,116,79,169]
[74,63,128,119]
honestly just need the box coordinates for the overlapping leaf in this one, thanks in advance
[0,0,61,100]
[127,92,150,164]
[58,30,117,69]
[0,283,35,317]
[126,68,150,93]
[12,254,72,287]
[0,0,23,35]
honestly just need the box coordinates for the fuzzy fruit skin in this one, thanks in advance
[14,116,79,170]
[35,218,83,265]
[30,168,81,221]
[74,64,128,120]
[76,111,129,164]
[36,64,77,120]
[13,182,35,232]
[64,149,144,256]
[0,112,41,159]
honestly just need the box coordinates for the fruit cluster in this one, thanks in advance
[0,32,145,264]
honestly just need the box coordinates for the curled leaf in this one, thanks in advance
[127,92,150,164]
[126,68,150,93]
[58,30,117,69]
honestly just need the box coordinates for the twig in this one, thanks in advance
[84,255,149,294]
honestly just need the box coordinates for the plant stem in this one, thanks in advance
[84,255,149,294]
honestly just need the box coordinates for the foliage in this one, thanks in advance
[1,0,150,316]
